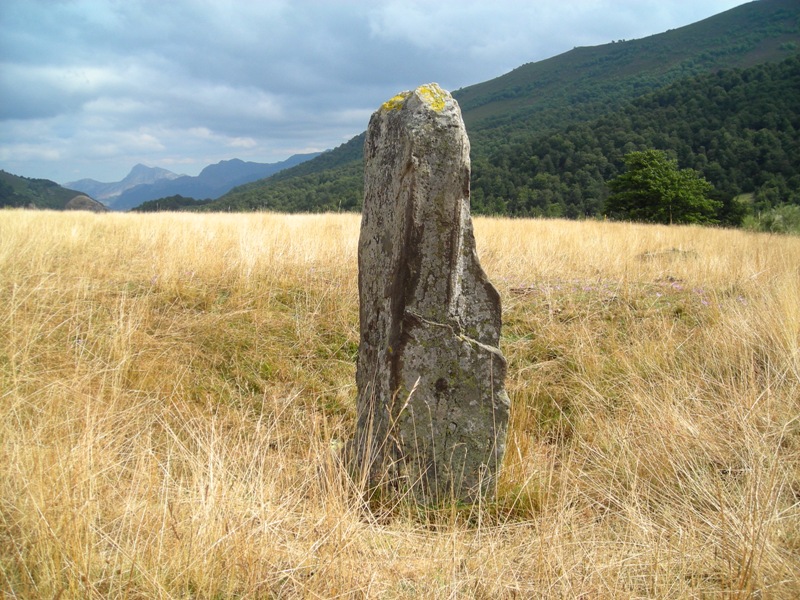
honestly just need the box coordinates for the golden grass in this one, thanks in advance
[1,209,799,598]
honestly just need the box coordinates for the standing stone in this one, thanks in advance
[353,83,510,504]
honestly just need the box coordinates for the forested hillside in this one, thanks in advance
[203,135,364,212]
[471,54,800,221]
[196,0,800,220]
[0,170,97,210]
[458,0,800,138]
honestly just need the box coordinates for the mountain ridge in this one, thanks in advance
[67,164,181,202]
[457,0,800,136]
[65,154,321,211]
[201,0,800,215]
[108,153,321,211]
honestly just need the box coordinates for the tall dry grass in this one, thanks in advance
[1,209,798,598]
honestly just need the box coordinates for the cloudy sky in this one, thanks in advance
[1,0,747,184]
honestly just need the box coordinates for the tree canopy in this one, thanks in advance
[605,150,720,224]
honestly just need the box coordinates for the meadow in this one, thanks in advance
[1,209,799,598]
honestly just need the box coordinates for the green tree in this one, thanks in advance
[605,149,721,224]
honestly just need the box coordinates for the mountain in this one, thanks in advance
[67,164,181,203]
[1,170,107,211]
[109,153,321,211]
[197,137,365,212]
[456,0,800,139]
[200,0,800,215]
[469,54,800,221]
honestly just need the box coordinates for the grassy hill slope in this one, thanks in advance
[202,0,800,214]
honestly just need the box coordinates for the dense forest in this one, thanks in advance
[131,195,216,212]
[471,54,800,222]
[457,0,800,137]
[198,54,800,225]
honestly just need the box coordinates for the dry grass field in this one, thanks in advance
[1,209,799,598]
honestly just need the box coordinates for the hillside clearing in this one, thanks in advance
[1,210,799,598]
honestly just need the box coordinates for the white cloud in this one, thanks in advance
[0,143,61,163]
[228,137,258,149]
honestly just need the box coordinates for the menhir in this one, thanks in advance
[352,83,510,504]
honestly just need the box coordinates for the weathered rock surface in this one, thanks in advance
[353,83,510,503]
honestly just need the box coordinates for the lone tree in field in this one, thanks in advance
[605,149,721,225]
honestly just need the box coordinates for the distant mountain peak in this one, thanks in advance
[109,153,321,211]
[67,164,182,202]
[123,164,181,182]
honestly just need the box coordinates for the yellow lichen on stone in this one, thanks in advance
[416,83,447,112]
[381,91,411,111]
[380,84,449,112]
